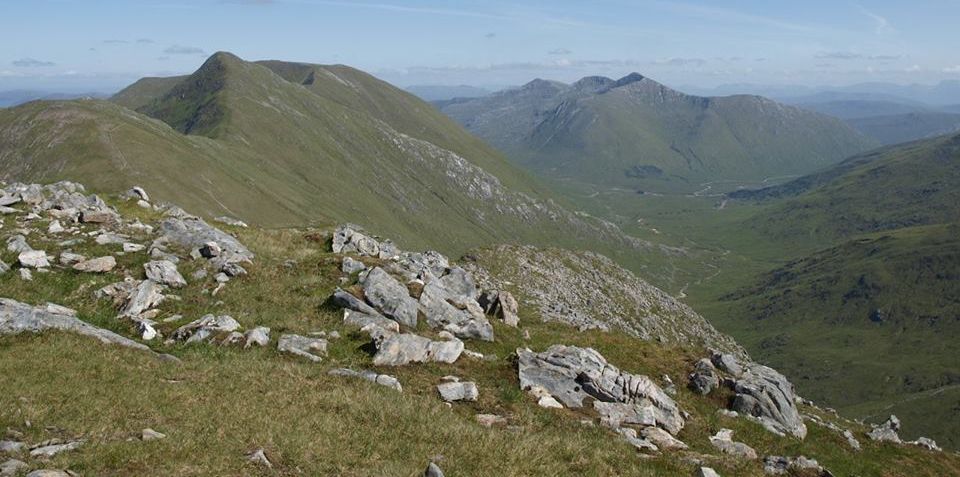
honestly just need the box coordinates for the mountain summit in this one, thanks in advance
[440,74,878,193]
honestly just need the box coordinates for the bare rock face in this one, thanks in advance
[466,245,746,355]
[516,345,683,435]
[730,364,807,439]
[0,298,149,351]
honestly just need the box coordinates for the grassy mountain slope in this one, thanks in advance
[738,132,960,243]
[796,99,930,119]
[713,224,960,449]
[704,132,960,448]
[0,52,657,266]
[440,74,877,194]
[110,76,186,110]
[2,192,957,476]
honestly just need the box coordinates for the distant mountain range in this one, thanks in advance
[0,52,654,265]
[438,73,876,194]
[0,90,109,108]
[404,84,492,102]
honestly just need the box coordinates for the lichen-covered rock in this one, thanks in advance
[156,211,253,273]
[72,256,116,273]
[516,345,683,434]
[243,327,271,348]
[730,364,807,439]
[342,309,399,333]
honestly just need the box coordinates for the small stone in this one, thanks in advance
[29,440,82,458]
[214,272,230,283]
[341,257,366,274]
[18,269,32,281]
[475,414,508,427]
[437,381,479,402]
[241,327,270,348]
[695,467,721,477]
[47,220,64,234]
[136,200,151,209]
[424,462,444,477]
[200,242,222,258]
[709,429,757,460]
[1,459,28,477]
[277,334,327,362]
[141,428,166,441]
[129,186,150,202]
[58,252,85,266]
[18,250,50,269]
[247,448,272,468]
[123,243,146,253]
[0,441,25,453]
[72,256,116,273]
[25,470,73,477]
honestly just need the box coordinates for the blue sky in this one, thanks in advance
[1,0,958,93]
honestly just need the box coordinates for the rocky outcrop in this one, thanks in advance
[516,345,683,435]
[330,225,494,342]
[0,298,149,351]
[688,358,720,395]
[867,415,902,443]
[763,455,831,475]
[362,267,420,328]
[466,245,746,355]
[729,363,807,439]
[155,209,253,274]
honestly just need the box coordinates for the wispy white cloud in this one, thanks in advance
[858,5,895,35]
[12,58,56,67]
[944,65,960,73]
[163,45,206,55]
[653,57,707,67]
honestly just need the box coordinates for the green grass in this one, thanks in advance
[3,195,958,475]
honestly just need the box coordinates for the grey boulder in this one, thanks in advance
[144,260,187,288]
[362,267,419,328]
[517,345,683,435]
[437,381,479,402]
[371,330,463,366]
[342,309,399,333]
[277,334,327,362]
[72,256,116,273]
[730,364,807,439]
[709,429,757,460]
[171,314,241,344]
